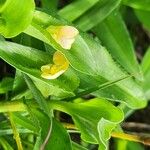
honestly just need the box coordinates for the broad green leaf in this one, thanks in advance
[93,11,141,80]
[70,35,146,108]
[0,0,35,37]
[58,0,99,22]
[0,77,13,94]
[134,9,150,31]
[141,47,150,99]
[123,0,150,11]
[0,41,80,98]
[49,98,124,150]
[32,110,72,150]
[74,0,121,31]
[25,11,146,109]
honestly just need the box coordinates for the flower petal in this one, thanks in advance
[41,70,66,79]
[47,25,79,49]
[41,51,69,80]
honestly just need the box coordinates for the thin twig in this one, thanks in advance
[63,123,150,146]
[111,132,150,146]
[122,122,150,132]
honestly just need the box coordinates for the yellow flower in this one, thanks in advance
[41,51,69,79]
[47,25,79,49]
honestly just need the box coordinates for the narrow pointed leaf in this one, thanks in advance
[58,0,99,22]
[74,0,121,31]
[141,47,150,99]
[93,11,141,80]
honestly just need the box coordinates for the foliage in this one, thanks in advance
[0,0,150,150]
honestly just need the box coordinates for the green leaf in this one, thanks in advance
[0,0,35,37]
[141,47,150,99]
[0,77,14,94]
[46,119,72,150]
[0,40,79,98]
[49,98,124,150]
[134,9,150,31]
[70,34,146,108]
[123,0,150,11]
[24,74,50,115]
[32,109,72,150]
[93,11,141,80]
[58,0,99,22]
[12,70,28,99]
[13,113,38,133]
[141,47,150,74]
[74,0,121,31]
[25,11,146,109]
[12,33,45,51]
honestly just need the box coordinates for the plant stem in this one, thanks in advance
[0,101,27,113]
[8,112,23,150]
[111,132,150,146]
[64,74,132,101]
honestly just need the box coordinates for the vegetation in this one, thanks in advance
[0,0,150,149]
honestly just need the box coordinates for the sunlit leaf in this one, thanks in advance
[0,0,35,37]
[49,98,124,150]
[0,41,80,98]
[25,11,147,108]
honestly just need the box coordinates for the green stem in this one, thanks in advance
[0,101,27,113]
[64,74,132,101]
[8,112,23,150]
[0,99,65,113]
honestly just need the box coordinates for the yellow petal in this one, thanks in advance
[59,26,79,38]
[47,25,79,49]
[59,38,75,50]
[53,51,69,65]
[41,51,69,80]
[41,70,66,79]
[41,64,52,73]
